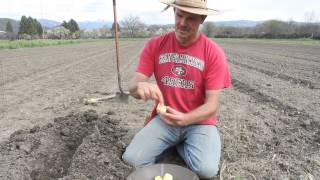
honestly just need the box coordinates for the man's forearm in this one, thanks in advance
[184,101,219,125]
[183,90,221,125]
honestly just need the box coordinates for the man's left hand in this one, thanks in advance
[159,106,189,127]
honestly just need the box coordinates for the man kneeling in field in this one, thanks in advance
[122,0,232,179]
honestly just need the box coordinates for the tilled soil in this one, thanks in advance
[0,109,132,179]
[0,39,319,179]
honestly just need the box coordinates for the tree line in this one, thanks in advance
[2,15,320,40]
[17,16,43,39]
[2,16,80,40]
[202,20,320,40]
[47,19,80,39]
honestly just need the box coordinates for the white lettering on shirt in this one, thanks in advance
[161,76,195,89]
[159,53,204,71]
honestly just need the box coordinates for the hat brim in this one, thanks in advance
[160,0,220,15]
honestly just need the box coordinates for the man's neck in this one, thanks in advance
[176,32,200,47]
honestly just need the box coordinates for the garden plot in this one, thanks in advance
[0,39,319,179]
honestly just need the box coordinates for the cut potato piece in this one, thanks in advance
[156,104,167,113]
[154,176,163,180]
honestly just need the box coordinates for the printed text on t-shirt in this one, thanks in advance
[159,53,204,71]
[161,76,195,89]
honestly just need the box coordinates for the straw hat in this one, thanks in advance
[160,0,219,15]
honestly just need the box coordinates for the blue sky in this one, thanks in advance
[1,0,319,23]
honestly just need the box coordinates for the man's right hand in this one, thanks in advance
[129,73,164,105]
[136,82,164,104]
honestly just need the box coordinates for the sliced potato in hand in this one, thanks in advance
[156,104,167,113]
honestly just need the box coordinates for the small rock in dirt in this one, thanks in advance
[107,111,115,115]
[116,141,126,149]
[42,123,53,130]
[288,111,300,117]
[98,156,111,165]
[103,116,119,125]
[278,162,289,171]
[83,110,98,122]
[30,125,40,133]
[54,117,65,123]
[300,119,311,129]
[115,171,124,178]
[60,128,70,137]
[17,143,32,154]
[104,127,115,134]
[9,129,26,140]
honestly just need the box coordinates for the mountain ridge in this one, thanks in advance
[3,18,302,31]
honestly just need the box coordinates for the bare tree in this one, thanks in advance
[121,15,145,38]
[304,11,318,23]
[302,11,320,38]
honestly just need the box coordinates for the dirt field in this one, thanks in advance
[0,39,319,179]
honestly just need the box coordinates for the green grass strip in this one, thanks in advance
[0,39,103,49]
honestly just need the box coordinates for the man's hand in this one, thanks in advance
[136,82,164,104]
[159,106,188,127]
[129,72,164,105]
[159,89,221,127]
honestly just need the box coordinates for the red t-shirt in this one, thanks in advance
[137,31,231,125]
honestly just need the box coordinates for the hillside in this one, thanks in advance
[0,18,19,33]
[78,20,113,29]
[39,19,113,29]
[38,19,61,28]
[1,17,264,31]
[214,20,261,27]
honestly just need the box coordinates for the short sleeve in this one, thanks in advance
[136,38,157,77]
[204,44,232,90]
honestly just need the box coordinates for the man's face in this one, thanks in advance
[174,8,205,45]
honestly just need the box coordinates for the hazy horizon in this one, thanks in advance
[1,0,319,24]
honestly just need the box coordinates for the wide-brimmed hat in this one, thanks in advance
[160,0,219,16]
